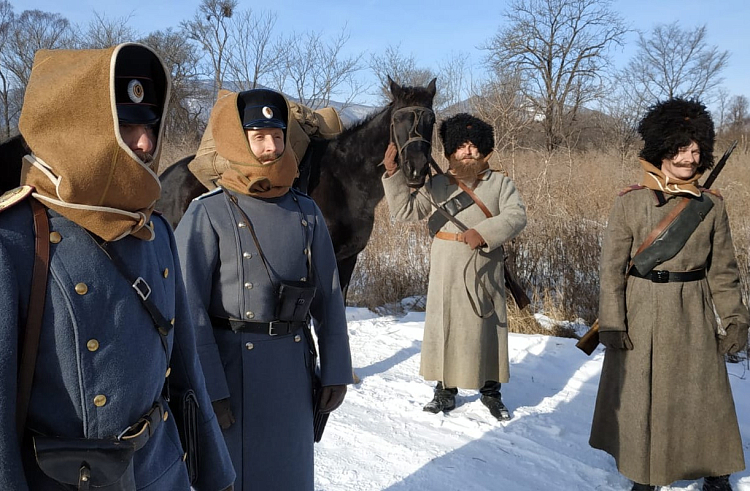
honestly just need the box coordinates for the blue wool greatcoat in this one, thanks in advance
[0,199,235,490]
[174,188,353,491]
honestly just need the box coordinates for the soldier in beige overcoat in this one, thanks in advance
[381,114,527,420]
[591,98,748,491]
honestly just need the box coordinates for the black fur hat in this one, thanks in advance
[439,113,494,158]
[638,97,715,171]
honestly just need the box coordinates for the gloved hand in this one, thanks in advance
[719,323,749,355]
[599,330,633,350]
[463,228,486,250]
[317,384,347,414]
[383,142,398,177]
[212,398,235,430]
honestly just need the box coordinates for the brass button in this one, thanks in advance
[93,395,107,407]
[49,232,62,243]
[170,318,175,325]
[245,342,254,350]
[163,411,169,422]
[301,219,308,226]
[165,367,171,378]
[75,283,88,295]
[86,339,99,352]
[245,311,254,319]
[243,252,252,259]
[303,248,308,254]
[238,222,247,228]
[163,268,169,278]
[300,277,306,282]
[244,282,253,290]
[294,335,301,343]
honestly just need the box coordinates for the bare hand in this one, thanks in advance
[383,143,398,176]
[463,229,486,250]
[317,385,347,413]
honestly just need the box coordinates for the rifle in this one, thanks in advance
[576,141,738,355]
[418,185,531,310]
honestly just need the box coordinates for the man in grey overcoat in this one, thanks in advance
[174,88,353,490]
[381,113,527,420]
[591,98,748,491]
[0,44,235,490]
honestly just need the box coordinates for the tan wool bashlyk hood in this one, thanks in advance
[209,90,299,198]
[19,43,171,241]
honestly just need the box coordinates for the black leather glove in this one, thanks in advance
[719,323,749,355]
[212,398,235,430]
[599,330,633,350]
[317,385,347,414]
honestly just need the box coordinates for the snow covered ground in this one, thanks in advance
[314,306,750,491]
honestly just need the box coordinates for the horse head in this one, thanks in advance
[388,76,436,188]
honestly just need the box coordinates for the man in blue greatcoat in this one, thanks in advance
[0,43,235,490]
[175,88,353,491]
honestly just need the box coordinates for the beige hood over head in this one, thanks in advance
[19,43,171,241]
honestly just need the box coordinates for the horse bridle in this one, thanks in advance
[389,105,434,167]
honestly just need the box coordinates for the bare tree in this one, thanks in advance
[76,11,138,49]
[0,1,16,138]
[437,53,470,112]
[181,0,237,98]
[470,69,534,177]
[277,27,364,109]
[625,22,729,104]
[225,9,282,91]
[726,95,748,130]
[2,9,73,89]
[370,44,438,105]
[484,0,628,151]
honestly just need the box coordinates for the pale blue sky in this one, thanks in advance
[16,0,750,106]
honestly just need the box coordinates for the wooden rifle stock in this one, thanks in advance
[504,262,530,310]
[575,319,600,355]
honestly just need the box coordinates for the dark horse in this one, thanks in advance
[157,77,437,299]
[0,134,26,194]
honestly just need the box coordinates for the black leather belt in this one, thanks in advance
[211,316,308,336]
[118,400,165,451]
[629,267,706,283]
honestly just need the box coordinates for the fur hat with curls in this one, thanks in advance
[439,113,494,158]
[638,97,715,172]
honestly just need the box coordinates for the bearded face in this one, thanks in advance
[448,141,489,179]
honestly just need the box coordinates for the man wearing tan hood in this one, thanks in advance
[0,44,235,490]
[174,88,353,490]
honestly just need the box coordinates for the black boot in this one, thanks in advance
[631,483,655,491]
[703,475,732,491]
[479,381,511,421]
[423,382,457,413]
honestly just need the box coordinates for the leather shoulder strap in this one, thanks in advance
[16,198,50,440]
[631,197,690,259]
[449,174,492,218]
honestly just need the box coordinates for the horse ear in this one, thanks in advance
[427,78,437,97]
[389,76,402,100]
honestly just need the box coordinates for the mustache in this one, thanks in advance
[134,151,154,164]
[258,152,282,163]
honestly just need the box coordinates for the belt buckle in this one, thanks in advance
[652,270,669,283]
[268,320,278,336]
[132,277,152,301]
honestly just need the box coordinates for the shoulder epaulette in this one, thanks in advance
[701,188,723,200]
[194,187,223,201]
[0,185,34,213]
[618,184,645,196]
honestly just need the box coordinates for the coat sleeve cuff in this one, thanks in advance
[192,414,236,491]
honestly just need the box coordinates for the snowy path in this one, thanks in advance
[314,308,750,491]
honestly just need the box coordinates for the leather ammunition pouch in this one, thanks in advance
[630,195,714,275]
[33,436,136,490]
[276,281,317,322]
[171,389,200,485]
[427,191,475,237]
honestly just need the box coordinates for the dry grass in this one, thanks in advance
[348,146,750,337]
